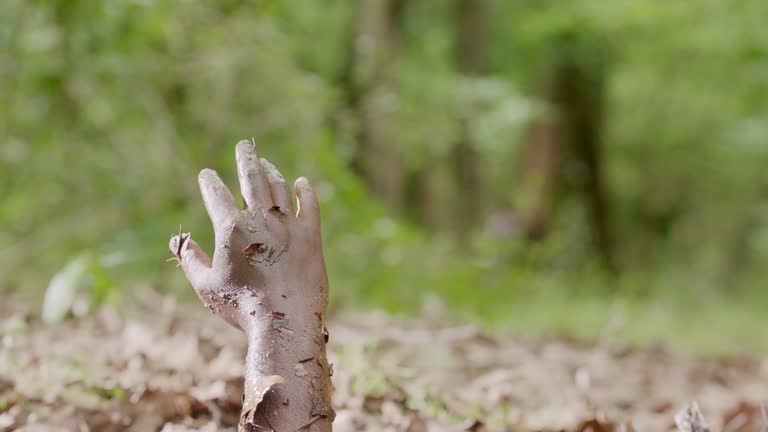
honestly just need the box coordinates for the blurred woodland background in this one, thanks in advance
[2,0,768,353]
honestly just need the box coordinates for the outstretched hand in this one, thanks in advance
[169,139,328,332]
[169,141,334,430]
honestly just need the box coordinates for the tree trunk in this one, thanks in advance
[516,110,564,240]
[517,40,615,271]
[558,59,615,272]
[409,159,450,231]
[453,0,488,245]
[345,0,407,212]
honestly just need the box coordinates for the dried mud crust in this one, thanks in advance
[1,295,767,432]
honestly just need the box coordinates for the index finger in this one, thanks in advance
[198,168,239,230]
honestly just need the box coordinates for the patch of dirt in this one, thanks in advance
[1,292,766,431]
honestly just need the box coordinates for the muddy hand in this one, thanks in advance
[168,139,326,331]
[169,140,333,431]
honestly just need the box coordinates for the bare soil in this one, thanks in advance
[1,291,766,432]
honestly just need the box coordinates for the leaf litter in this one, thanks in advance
[1,291,767,432]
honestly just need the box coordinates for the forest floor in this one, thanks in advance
[1,291,767,432]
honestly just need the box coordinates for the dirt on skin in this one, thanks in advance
[1,291,767,432]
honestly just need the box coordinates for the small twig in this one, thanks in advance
[167,225,189,266]
[176,224,184,256]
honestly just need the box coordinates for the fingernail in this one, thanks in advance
[198,168,218,180]
[236,139,256,151]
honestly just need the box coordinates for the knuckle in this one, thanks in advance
[243,166,262,177]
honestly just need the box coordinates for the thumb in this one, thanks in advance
[169,233,212,290]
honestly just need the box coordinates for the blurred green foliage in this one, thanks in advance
[2,0,768,352]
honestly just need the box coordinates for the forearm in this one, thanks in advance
[240,293,334,431]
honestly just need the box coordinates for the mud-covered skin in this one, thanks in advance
[169,140,333,432]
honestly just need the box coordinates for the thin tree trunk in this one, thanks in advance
[516,43,615,271]
[516,110,563,240]
[516,57,573,242]
[559,60,615,272]
[453,0,488,245]
[410,160,450,231]
[345,0,407,212]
